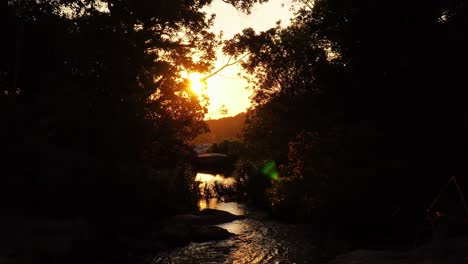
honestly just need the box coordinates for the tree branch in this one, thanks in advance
[203,53,248,80]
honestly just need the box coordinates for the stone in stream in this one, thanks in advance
[159,223,235,246]
[173,208,244,226]
[159,223,191,246]
[196,208,244,225]
[191,225,235,242]
[160,209,242,246]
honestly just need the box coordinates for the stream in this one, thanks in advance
[150,173,319,264]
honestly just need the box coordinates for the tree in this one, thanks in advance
[224,0,465,233]
[218,104,229,116]
[0,0,270,216]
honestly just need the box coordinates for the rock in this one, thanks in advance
[159,223,235,245]
[172,214,202,224]
[171,209,243,226]
[190,225,235,242]
[196,209,244,225]
[160,209,242,246]
[159,223,191,246]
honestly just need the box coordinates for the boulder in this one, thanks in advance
[159,223,191,246]
[190,225,235,242]
[172,214,202,224]
[160,209,242,246]
[196,209,244,225]
[171,209,243,226]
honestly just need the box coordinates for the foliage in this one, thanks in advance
[208,139,244,157]
[0,0,265,217]
[221,0,269,14]
[233,159,271,206]
[224,0,465,233]
[198,179,236,199]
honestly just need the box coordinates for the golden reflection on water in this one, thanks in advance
[198,198,218,210]
[195,172,236,199]
[154,174,319,263]
[195,173,236,185]
[196,172,245,235]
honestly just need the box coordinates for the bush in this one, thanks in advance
[233,160,271,206]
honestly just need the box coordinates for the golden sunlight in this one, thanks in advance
[178,1,296,119]
[195,173,235,185]
[185,72,207,97]
[183,68,251,119]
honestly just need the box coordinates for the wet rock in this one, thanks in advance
[172,209,243,226]
[190,225,235,242]
[159,223,235,246]
[172,214,202,224]
[159,223,191,246]
[159,209,242,246]
[196,209,244,225]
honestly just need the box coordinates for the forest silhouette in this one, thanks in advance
[0,0,465,263]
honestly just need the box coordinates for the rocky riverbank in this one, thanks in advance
[159,208,244,246]
[0,208,244,264]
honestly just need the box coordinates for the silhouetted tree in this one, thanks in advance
[0,0,268,217]
[224,0,465,237]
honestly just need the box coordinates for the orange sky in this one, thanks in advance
[199,0,296,119]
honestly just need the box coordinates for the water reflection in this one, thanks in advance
[199,199,246,234]
[152,206,318,263]
[198,198,218,210]
[196,172,245,235]
[215,202,246,235]
[195,172,236,201]
[195,173,236,185]
[198,198,245,214]
[151,172,318,263]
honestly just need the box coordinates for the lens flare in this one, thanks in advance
[262,161,280,181]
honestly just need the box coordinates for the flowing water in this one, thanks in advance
[151,173,319,264]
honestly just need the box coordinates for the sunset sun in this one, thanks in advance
[182,68,252,119]
[185,72,207,97]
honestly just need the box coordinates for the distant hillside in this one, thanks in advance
[193,112,246,144]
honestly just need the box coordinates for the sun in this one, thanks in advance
[184,72,207,97]
[181,69,250,119]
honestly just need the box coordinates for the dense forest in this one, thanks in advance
[0,0,267,217]
[0,1,260,262]
[0,0,465,263]
[226,0,466,242]
[2,0,203,219]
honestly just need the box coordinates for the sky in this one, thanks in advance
[199,0,296,119]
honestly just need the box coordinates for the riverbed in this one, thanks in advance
[150,173,319,263]
[152,200,318,263]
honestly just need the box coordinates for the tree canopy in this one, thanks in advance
[226,0,465,230]
[0,0,267,216]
